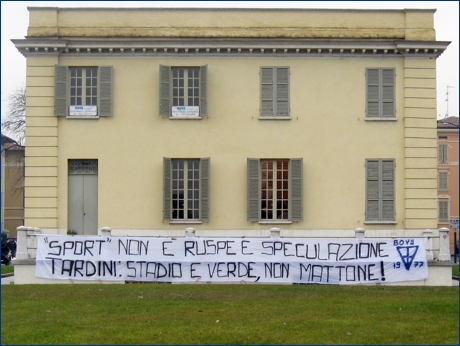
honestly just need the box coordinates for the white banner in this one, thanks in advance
[36,236,428,284]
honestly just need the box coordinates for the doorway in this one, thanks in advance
[68,159,98,235]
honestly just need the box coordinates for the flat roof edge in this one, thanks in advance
[26,7,437,13]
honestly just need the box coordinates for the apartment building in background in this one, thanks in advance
[11,7,453,284]
[437,116,459,255]
[1,134,25,238]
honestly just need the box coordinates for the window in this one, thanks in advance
[365,159,395,222]
[68,159,98,174]
[438,199,449,222]
[438,144,448,163]
[247,158,302,222]
[439,171,448,191]
[260,67,290,118]
[159,65,207,117]
[54,65,113,117]
[366,68,395,119]
[172,68,200,107]
[163,158,210,222]
[70,67,97,106]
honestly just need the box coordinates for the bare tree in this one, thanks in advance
[2,85,26,145]
[1,86,26,201]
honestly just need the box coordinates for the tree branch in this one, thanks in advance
[1,85,26,145]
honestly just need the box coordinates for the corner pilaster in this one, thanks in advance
[24,56,59,232]
[403,58,437,229]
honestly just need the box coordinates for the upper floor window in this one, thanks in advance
[438,170,448,191]
[70,67,98,106]
[365,159,395,223]
[366,68,395,120]
[247,158,302,222]
[172,68,200,107]
[159,65,207,118]
[260,67,290,118]
[163,158,210,222]
[438,144,448,163]
[54,65,113,117]
[438,199,449,222]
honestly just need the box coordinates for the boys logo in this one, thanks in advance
[396,245,419,270]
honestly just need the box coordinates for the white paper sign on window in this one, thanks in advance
[69,106,97,116]
[172,106,199,117]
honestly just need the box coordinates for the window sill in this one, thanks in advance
[258,116,291,120]
[169,116,202,120]
[364,221,397,225]
[169,220,203,224]
[258,221,293,225]
[66,115,99,120]
[365,117,397,121]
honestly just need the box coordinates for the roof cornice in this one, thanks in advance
[12,38,450,59]
[26,7,437,13]
[437,128,459,132]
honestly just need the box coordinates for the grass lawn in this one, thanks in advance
[453,264,459,277]
[1,284,458,344]
[1,264,14,275]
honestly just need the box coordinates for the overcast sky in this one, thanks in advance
[1,1,458,129]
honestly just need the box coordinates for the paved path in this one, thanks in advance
[1,274,14,285]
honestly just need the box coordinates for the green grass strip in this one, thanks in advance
[452,264,459,277]
[1,264,14,275]
[1,284,458,344]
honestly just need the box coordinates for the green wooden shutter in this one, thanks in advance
[290,158,303,221]
[366,68,380,118]
[163,157,172,221]
[366,68,395,118]
[98,66,113,116]
[439,144,448,163]
[381,69,395,117]
[438,201,448,221]
[260,68,274,117]
[200,157,210,221]
[200,65,208,116]
[275,67,289,117]
[366,159,380,220]
[247,158,260,221]
[366,159,395,221]
[439,171,448,190]
[54,65,68,116]
[381,160,395,221]
[159,65,171,116]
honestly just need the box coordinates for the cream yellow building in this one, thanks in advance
[12,7,450,240]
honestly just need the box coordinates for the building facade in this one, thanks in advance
[11,8,453,285]
[437,117,459,255]
[1,134,25,238]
